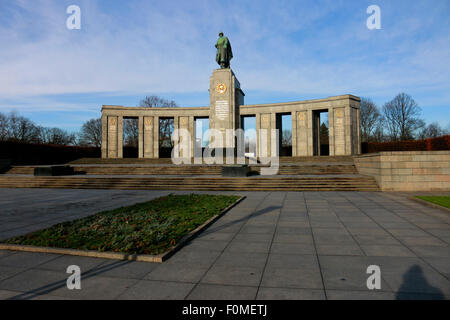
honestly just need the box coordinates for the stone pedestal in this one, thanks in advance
[34,166,74,176]
[209,69,245,149]
[222,165,250,177]
[0,159,11,174]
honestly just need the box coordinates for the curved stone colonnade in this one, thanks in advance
[101,69,361,159]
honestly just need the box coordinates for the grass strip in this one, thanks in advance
[415,196,450,209]
[4,194,240,255]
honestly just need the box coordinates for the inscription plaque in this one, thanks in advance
[215,100,229,121]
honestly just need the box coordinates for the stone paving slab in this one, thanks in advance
[187,283,258,300]
[256,287,326,300]
[0,188,449,300]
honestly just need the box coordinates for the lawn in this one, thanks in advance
[4,194,240,255]
[416,196,450,209]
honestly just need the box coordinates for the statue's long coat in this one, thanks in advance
[215,36,233,66]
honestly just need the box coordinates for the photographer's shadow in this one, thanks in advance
[395,265,445,300]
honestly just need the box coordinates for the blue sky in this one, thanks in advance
[0,0,449,133]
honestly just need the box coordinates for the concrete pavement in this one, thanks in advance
[0,189,449,300]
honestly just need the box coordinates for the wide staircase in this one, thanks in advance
[0,156,380,191]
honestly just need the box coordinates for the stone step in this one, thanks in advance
[6,164,358,175]
[68,156,356,165]
[0,175,380,191]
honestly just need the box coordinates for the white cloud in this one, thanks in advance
[0,0,448,112]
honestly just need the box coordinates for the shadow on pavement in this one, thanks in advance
[395,265,445,300]
[7,259,140,300]
[203,205,282,234]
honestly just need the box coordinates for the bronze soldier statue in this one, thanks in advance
[215,32,233,69]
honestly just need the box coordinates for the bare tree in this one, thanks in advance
[121,96,178,149]
[418,122,447,139]
[281,130,292,147]
[38,127,76,145]
[78,118,102,147]
[138,95,178,148]
[319,122,329,145]
[140,96,178,109]
[124,118,138,147]
[0,112,8,141]
[360,98,382,142]
[382,93,424,141]
[7,112,40,143]
[372,123,387,142]
[0,111,79,145]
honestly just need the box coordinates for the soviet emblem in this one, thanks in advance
[215,83,227,94]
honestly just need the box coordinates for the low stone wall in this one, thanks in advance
[354,151,450,191]
[0,141,100,165]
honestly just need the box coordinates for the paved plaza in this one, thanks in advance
[0,189,449,300]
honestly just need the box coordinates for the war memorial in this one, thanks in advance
[0,32,449,302]
[101,34,361,160]
[1,33,449,191]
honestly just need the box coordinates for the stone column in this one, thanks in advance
[143,116,155,158]
[307,110,314,156]
[173,116,179,154]
[291,112,297,157]
[351,108,358,154]
[345,105,352,155]
[153,116,159,158]
[296,111,308,156]
[189,116,195,158]
[255,113,261,158]
[138,116,144,158]
[271,113,277,157]
[101,114,107,158]
[117,116,123,158]
[178,116,190,158]
[260,114,271,157]
[328,108,335,156]
[333,107,345,155]
[356,108,361,154]
[107,116,118,158]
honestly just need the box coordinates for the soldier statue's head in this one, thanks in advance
[218,32,224,37]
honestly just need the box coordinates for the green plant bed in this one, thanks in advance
[415,196,450,209]
[4,194,240,255]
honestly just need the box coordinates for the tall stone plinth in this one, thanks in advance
[209,69,245,149]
